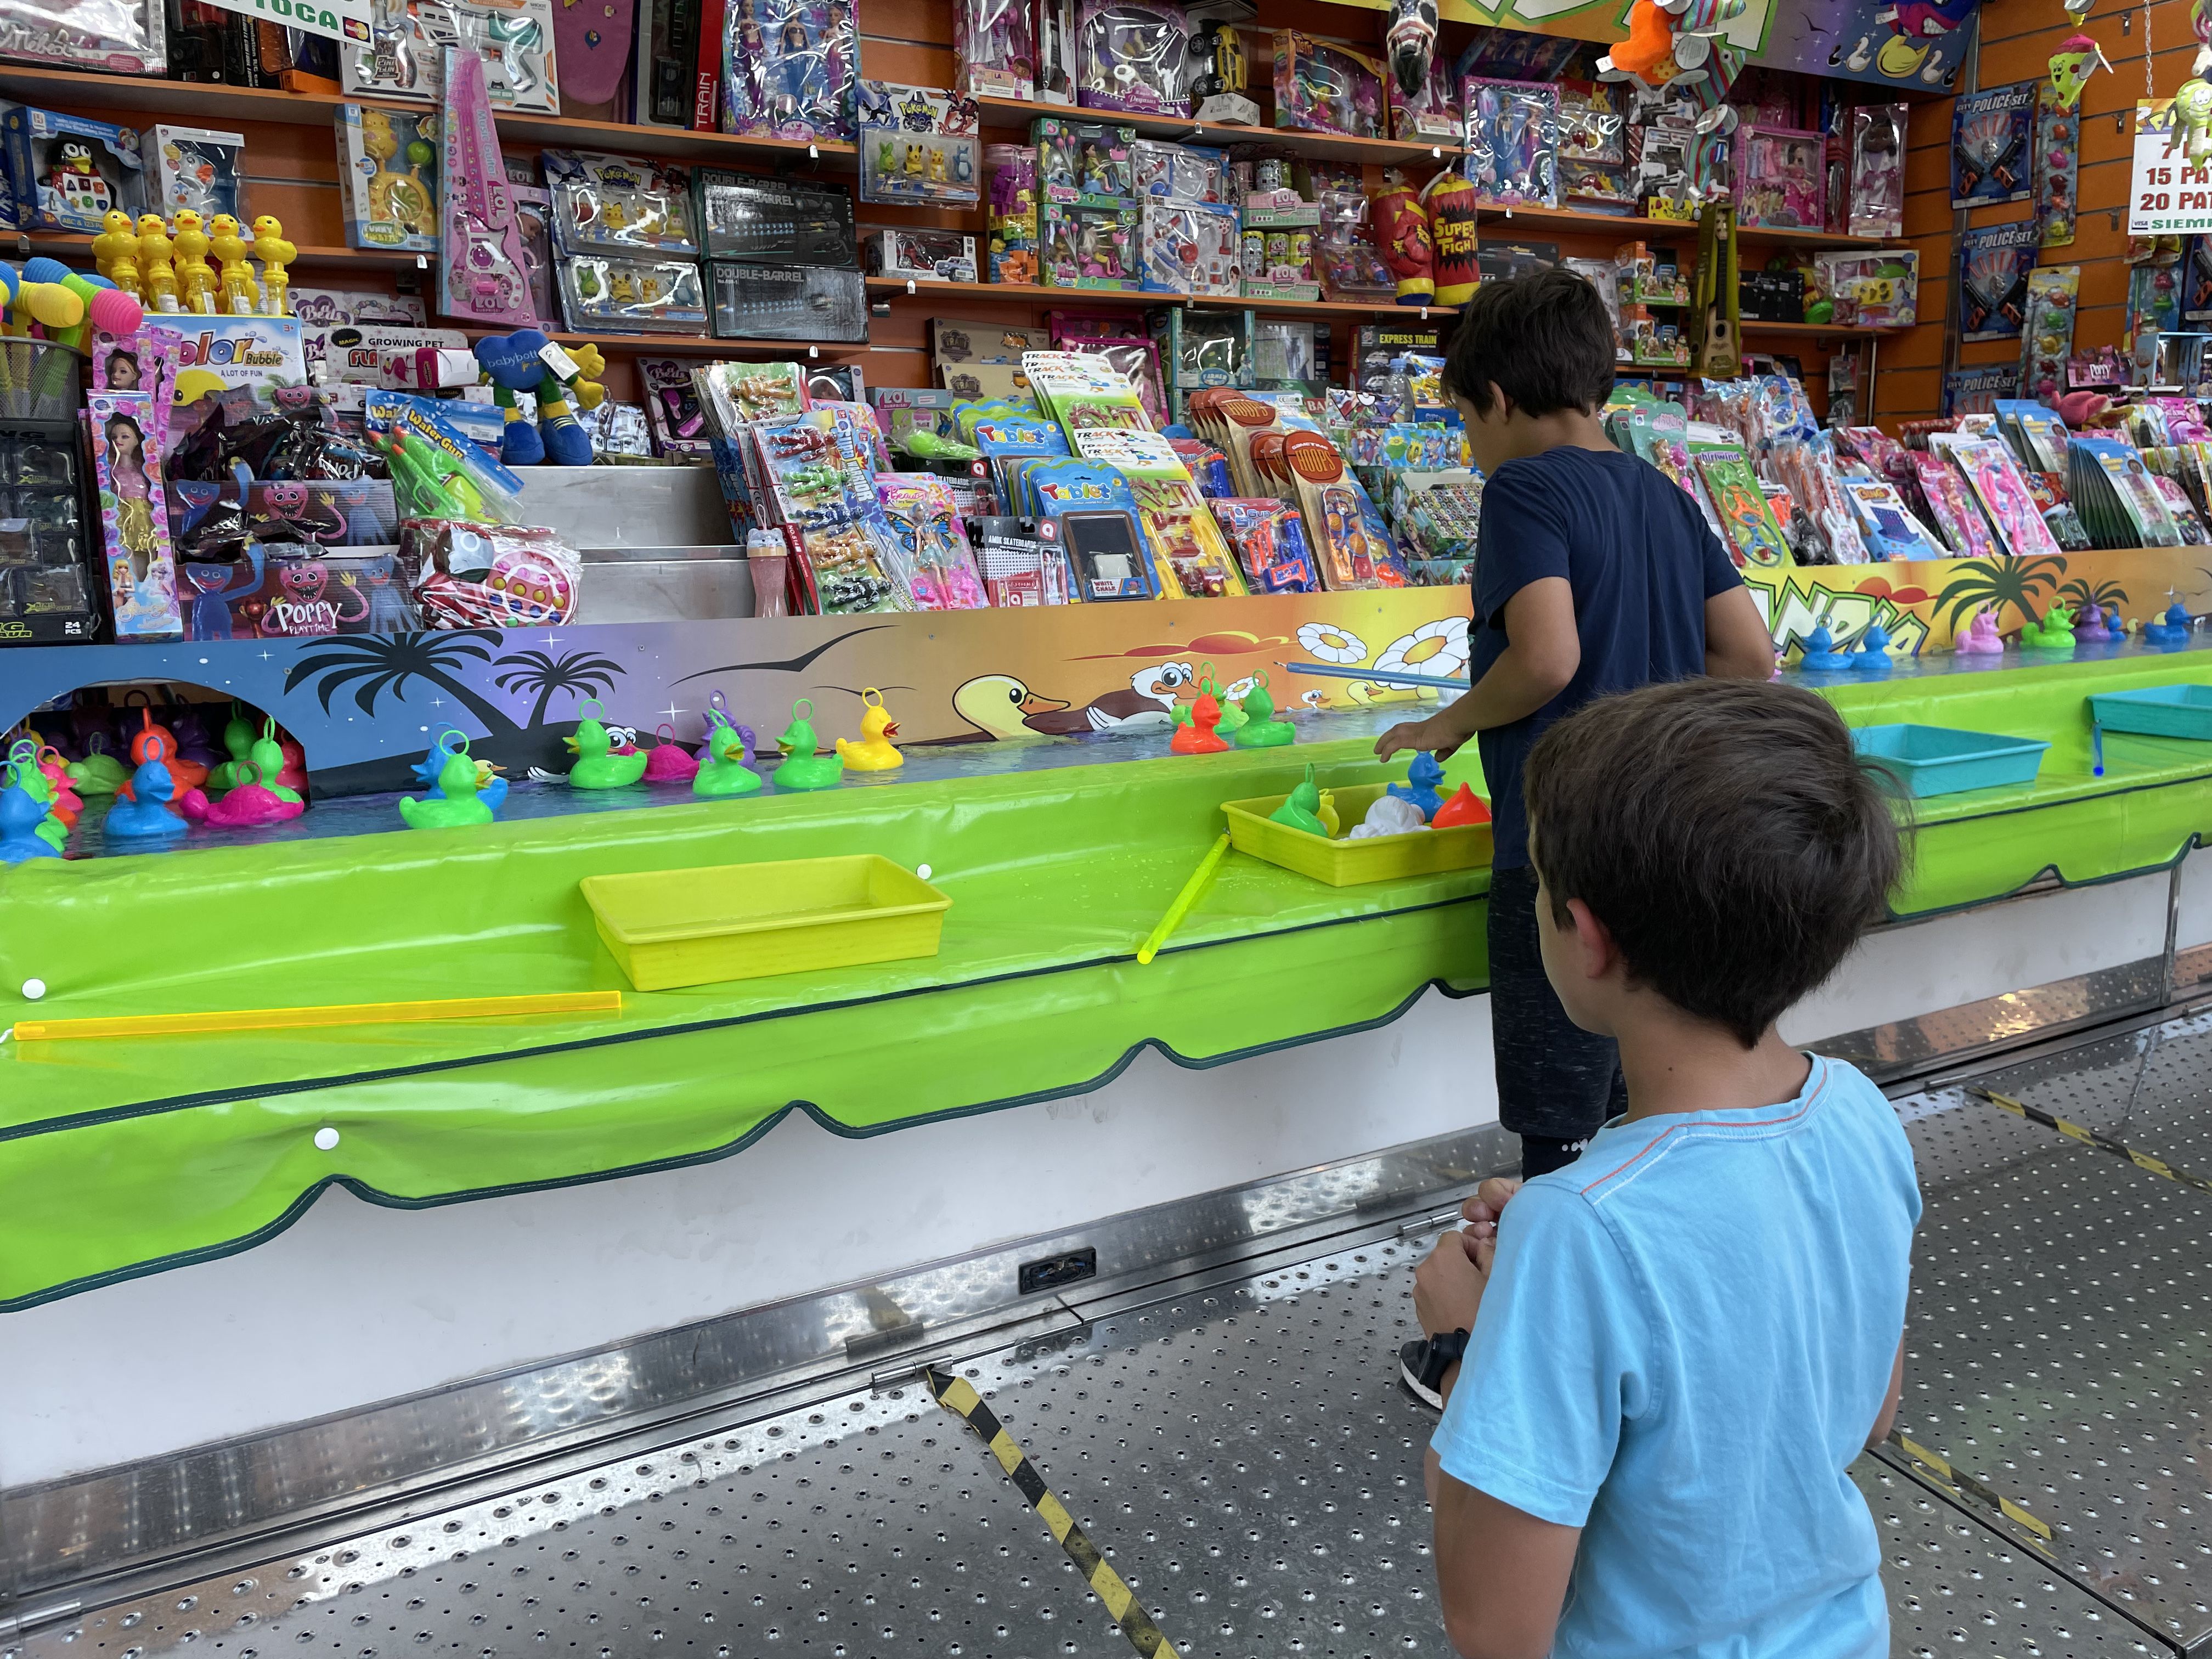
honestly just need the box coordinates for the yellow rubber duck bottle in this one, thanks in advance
[171,209,216,314]
[207,213,258,315]
[135,213,178,313]
[250,214,295,316]
[834,688,905,771]
[91,209,137,285]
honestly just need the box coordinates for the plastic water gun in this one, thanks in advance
[380,426,488,520]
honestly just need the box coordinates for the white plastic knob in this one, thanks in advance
[314,1127,340,1151]
[20,978,44,1001]
[917,864,933,881]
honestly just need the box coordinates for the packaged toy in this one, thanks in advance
[724,0,855,141]
[696,171,856,264]
[639,357,711,456]
[341,0,562,114]
[1141,201,1239,296]
[956,0,1037,98]
[87,390,181,641]
[560,254,709,332]
[0,0,165,75]
[1209,497,1317,591]
[710,263,866,340]
[1052,332,1168,427]
[1390,53,1460,142]
[1957,221,2037,341]
[1077,0,1191,116]
[988,144,1041,284]
[1734,125,1822,230]
[1033,118,1136,205]
[2,106,145,234]
[1131,138,1226,203]
[508,178,556,328]
[2018,266,2079,403]
[1274,31,1384,137]
[1951,80,2034,207]
[857,82,982,208]
[1951,436,2063,557]
[1040,202,1139,289]
[1461,78,1558,210]
[2032,85,2077,248]
[1840,103,1905,239]
[1073,427,1245,596]
[874,475,988,608]
[337,106,439,254]
[862,227,978,283]
[542,150,698,255]
[749,407,914,612]
[164,315,307,407]
[1818,249,1918,328]
[1017,458,1154,598]
[145,125,242,221]
[1692,446,1791,568]
[438,47,537,326]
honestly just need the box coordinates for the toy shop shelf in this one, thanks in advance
[1473,204,1894,248]
[868,275,1456,319]
[455,326,865,359]
[971,95,1463,170]
[1738,320,1908,336]
[0,65,857,171]
[14,232,433,273]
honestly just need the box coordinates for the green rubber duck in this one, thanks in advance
[249,719,302,804]
[1268,763,1328,836]
[399,748,496,829]
[10,747,65,850]
[2022,602,2076,648]
[206,704,256,793]
[693,719,762,798]
[67,737,129,797]
[771,699,845,791]
[568,710,650,789]
[1212,684,1249,743]
[1232,676,1295,748]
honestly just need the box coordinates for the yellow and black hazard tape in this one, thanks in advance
[923,1365,1181,1659]
[1888,1427,2056,1556]
[1970,1086,2212,1198]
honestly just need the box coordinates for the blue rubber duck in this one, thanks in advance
[104,750,188,842]
[1798,623,1850,672]
[412,731,508,811]
[694,719,763,798]
[1386,751,1447,821]
[399,748,497,829]
[0,777,59,863]
[1848,622,1892,672]
[2146,602,2192,646]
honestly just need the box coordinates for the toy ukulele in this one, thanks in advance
[439,47,538,325]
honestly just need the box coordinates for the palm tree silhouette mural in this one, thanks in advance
[492,648,625,727]
[284,630,523,739]
[1934,555,2068,632]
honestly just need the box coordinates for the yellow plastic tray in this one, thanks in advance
[1221,782,1493,888]
[580,855,951,990]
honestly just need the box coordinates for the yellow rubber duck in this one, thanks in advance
[207,213,258,315]
[250,214,295,316]
[135,213,177,312]
[92,208,137,285]
[1317,789,1340,838]
[834,688,904,771]
[172,209,216,314]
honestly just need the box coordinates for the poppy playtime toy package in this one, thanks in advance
[857,82,982,208]
[724,0,855,141]
[2,106,145,233]
[1077,0,1191,117]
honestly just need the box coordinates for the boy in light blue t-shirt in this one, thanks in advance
[1413,679,1920,1659]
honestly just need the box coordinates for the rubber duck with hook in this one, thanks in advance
[206,702,256,793]
[180,761,306,827]
[566,701,650,789]
[248,719,304,804]
[400,741,498,828]
[0,761,58,864]
[104,733,190,842]
[1232,673,1296,747]
[1170,690,1231,754]
[642,723,701,783]
[772,699,845,791]
[1269,763,1328,835]
[410,730,507,811]
[10,739,65,850]
[67,731,129,797]
[1387,752,1446,820]
[835,688,904,771]
[694,718,763,797]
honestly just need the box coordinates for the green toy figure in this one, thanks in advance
[2020,602,2076,648]
[66,736,129,797]
[771,698,845,791]
[249,719,302,804]
[1232,674,1295,747]
[399,746,496,830]
[14,750,64,849]
[567,706,650,788]
[1268,763,1328,836]
[206,704,256,794]
[693,719,763,798]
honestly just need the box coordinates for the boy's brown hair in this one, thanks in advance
[1523,679,1908,1047]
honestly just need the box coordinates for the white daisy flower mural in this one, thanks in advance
[1373,616,1470,682]
[1296,621,1369,665]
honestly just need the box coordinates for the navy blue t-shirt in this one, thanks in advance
[1471,446,1743,869]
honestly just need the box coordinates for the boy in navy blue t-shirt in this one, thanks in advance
[1378,267,1775,1406]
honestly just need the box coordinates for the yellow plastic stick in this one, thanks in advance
[11,990,623,1043]
[1137,833,1232,966]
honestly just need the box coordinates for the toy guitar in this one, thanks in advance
[438,46,538,325]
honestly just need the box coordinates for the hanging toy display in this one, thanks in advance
[2032,82,2078,247]
[1369,175,1435,304]
[1597,0,1747,86]
[1385,0,1438,97]
[2046,32,2111,109]
[1421,168,1479,307]
[2018,266,2081,403]
[2173,76,2212,166]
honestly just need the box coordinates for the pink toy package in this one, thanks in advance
[1951,437,2063,558]
[87,390,184,642]
[1848,104,1906,239]
[90,329,178,447]
[1734,124,1825,231]
[1908,451,2000,560]
[958,0,1039,99]
[1076,0,1191,116]
[437,47,538,326]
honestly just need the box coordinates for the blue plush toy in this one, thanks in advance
[471,329,608,467]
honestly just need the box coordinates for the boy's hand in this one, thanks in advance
[1461,1176,1522,1248]
[1414,1227,1492,1340]
[1374,712,1465,763]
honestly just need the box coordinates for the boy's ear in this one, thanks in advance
[1565,897,1619,983]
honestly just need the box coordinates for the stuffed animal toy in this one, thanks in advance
[472,329,608,466]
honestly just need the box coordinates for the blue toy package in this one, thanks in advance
[974,415,1071,513]
[1020,457,1156,600]
[2,104,146,233]
[364,390,526,518]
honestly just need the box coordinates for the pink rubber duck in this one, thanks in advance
[178,764,306,827]
[1954,607,2005,654]
[641,723,701,783]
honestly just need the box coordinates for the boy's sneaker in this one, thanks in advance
[1398,1337,1446,1409]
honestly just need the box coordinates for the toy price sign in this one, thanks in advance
[188,0,373,43]
[2130,100,2212,234]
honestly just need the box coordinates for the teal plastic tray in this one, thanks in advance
[2087,684,2212,741]
[1853,724,2050,798]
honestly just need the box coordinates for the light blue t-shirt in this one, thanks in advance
[1431,1055,1920,1659]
